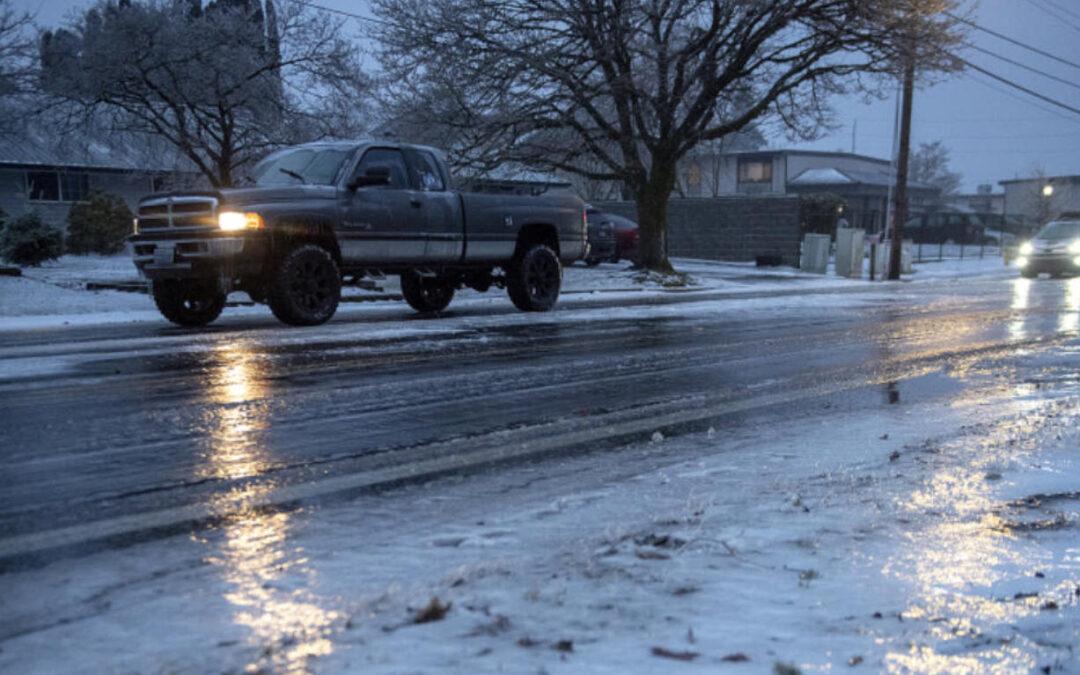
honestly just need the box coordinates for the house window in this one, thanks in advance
[737,159,772,184]
[26,170,91,202]
[60,172,90,202]
[27,171,60,201]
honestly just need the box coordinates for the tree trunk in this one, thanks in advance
[634,176,675,274]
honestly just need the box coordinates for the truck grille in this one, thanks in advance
[137,196,218,230]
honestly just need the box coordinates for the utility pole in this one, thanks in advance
[888,53,915,280]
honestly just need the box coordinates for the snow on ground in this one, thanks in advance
[2,339,1078,674]
[0,253,1016,331]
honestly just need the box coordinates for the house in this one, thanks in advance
[948,184,1005,217]
[0,126,201,232]
[999,174,1080,231]
[680,149,940,234]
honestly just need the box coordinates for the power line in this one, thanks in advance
[1042,0,1080,23]
[961,68,1080,124]
[947,12,1080,72]
[953,56,1080,117]
[963,43,1080,93]
[289,0,393,28]
[1021,0,1080,34]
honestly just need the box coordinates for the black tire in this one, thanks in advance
[1021,268,1038,279]
[584,258,602,267]
[267,244,341,326]
[506,244,562,312]
[400,271,455,313]
[152,280,226,327]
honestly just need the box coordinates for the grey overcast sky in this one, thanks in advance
[14,0,1080,193]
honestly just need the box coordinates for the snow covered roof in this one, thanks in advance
[789,168,853,185]
[0,123,192,173]
[789,166,935,191]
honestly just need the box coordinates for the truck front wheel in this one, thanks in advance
[267,244,341,326]
[506,244,561,312]
[400,271,455,313]
[152,280,226,327]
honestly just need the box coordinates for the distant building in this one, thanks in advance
[947,184,1005,217]
[679,149,940,234]
[0,126,200,232]
[999,175,1080,231]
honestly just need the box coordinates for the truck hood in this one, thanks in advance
[217,185,339,208]
[140,185,339,209]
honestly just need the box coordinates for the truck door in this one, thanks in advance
[340,147,427,264]
[403,148,463,262]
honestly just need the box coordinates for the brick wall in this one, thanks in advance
[594,195,801,265]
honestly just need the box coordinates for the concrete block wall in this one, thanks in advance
[594,195,802,265]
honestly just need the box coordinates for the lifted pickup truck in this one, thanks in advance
[131,141,587,327]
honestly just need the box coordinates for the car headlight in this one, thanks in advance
[1068,240,1080,255]
[1017,256,1029,268]
[218,211,264,232]
[1019,242,1034,255]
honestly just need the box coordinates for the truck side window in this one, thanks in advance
[354,148,409,189]
[408,151,445,191]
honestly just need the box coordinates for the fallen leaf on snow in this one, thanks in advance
[412,597,451,624]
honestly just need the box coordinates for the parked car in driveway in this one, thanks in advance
[130,141,587,327]
[1016,219,1080,278]
[583,208,639,265]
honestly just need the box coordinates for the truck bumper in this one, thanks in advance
[131,233,266,281]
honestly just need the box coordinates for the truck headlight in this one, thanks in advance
[1019,242,1034,255]
[1068,240,1080,255]
[218,211,264,232]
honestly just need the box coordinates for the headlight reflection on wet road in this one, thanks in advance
[197,339,339,674]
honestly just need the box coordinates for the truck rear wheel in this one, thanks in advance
[267,244,341,326]
[152,280,226,327]
[400,271,455,313]
[506,244,561,312]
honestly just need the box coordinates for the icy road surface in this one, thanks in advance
[1,273,1079,673]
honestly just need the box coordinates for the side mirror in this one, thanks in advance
[349,165,392,190]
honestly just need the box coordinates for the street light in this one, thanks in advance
[1042,184,1054,197]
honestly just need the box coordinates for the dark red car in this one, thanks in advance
[585,208,639,265]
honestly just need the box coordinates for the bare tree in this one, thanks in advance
[373,0,963,271]
[910,140,961,202]
[40,0,368,187]
[0,0,34,134]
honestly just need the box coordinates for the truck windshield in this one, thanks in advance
[1035,221,1080,241]
[250,148,351,187]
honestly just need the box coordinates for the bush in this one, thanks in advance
[0,212,63,266]
[66,192,133,255]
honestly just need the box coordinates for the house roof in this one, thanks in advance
[999,175,1080,186]
[727,148,893,167]
[789,166,936,191]
[0,123,193,173]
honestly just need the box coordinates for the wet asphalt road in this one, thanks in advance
[0,273,1077,564]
